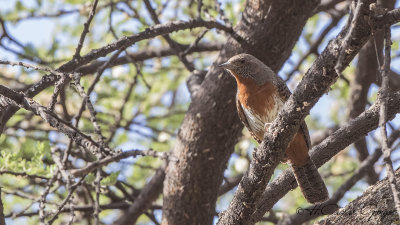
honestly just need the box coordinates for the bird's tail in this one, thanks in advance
[291,157,328,203]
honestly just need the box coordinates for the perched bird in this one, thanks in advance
[220,53,328,203]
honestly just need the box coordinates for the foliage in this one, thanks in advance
[0,0,399,224]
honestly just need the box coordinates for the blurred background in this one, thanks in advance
[0,0,400,224]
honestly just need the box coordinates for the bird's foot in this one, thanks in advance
[264,123,272,132]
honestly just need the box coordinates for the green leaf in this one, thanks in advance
[85,173,96,183]
[101,171,120,186]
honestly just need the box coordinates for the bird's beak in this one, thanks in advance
[219,62,231,70]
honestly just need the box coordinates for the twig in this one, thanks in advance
[0,170,49,180]
[197,0,203,19]
[46,176,86,225]
[73,48,124,128]
[0,84,114,156]
[286,10,345,81]
[6,197,37,219]
[182,29,208,56]
[67,196,75,225]
[143,0,196,72]
[73,0,100,59]
[0,60,64,77]
[379,24,400,218]
[114,164,166,225]
[59,18,232,72]
[48,74,67,111]
[283,128,400,224]
[71,149,170,177]
[93,168,102,225]
[5,202,134,218]
[39,171,59,225]
[106,73,138,143]
[2,189,38,201]
[335,0,364,75]
[72,74,106,142]
[63,48,123,165]
[51,148,71,188]
[0,18,231,122]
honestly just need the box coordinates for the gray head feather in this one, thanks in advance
[220,53,276,85]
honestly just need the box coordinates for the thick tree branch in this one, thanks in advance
[218,1,381,223]
[316,168,400,224]
[374,7,400,27]
[279,148,382,225]
[0,19,231,133]
[250,91,400,223]
[58,19,232,72]
[378,24,400,217]
[0,84,114,156]
[162,0,320,224]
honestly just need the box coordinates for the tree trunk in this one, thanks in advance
[161,0,319,224]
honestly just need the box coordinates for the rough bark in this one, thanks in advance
[250,91,400,222]
[316,169,400,225]
[276,130,400,225]
[218,0,385,223]
[161,0,319,224]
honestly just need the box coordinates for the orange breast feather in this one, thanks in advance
[235,75,279,141]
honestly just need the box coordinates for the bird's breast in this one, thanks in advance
[237,81,281,118]
[236,80,285,140]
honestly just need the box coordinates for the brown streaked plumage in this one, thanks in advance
[220,53,328,203]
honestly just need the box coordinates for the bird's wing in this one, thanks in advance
[236,97,262,143]
[299,121,311,149]
[275,76,311,149]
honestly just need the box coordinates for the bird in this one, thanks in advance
[220,53,328,203]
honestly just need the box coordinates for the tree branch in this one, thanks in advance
[71,149,169,177]
[0,84,114,156]
[378,23,400,218]
[279,148,382,225]
[250,90,400,223]
[114,164,166,225]
[0,19,232,133]
[73,0,99,59]
[163,0,321,224]
[316,168,400,224]
[218,1,379,223]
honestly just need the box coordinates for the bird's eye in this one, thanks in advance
[240,60,245,64]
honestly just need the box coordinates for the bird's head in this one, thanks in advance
[219,53,275,85]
